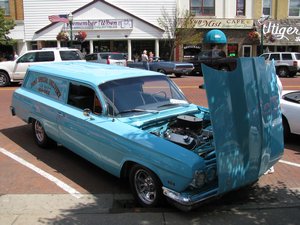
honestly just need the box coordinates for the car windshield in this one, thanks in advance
[99,75,189,117]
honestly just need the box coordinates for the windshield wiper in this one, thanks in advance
[116,108,159,115]
[158,102,189,108]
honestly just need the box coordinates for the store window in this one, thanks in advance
[289,0,300,17]
[190,0,215,16]
[0,0,10,15]
[263,0,272,16]
[236,0,245,16]
[227,44,238,57]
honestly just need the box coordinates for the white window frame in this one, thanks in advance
[262,0,272,16]
[0,0,10,15]
[288,0,300,17]
[242,45,252,57]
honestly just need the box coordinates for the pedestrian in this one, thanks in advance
[149,51,154,62]
[141,50,149,70]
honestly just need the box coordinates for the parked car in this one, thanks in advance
[127,57,194,77]
[186,49,237,75]
[85,52,127,66]
[10,59,283,211]
[0,48,84,87]
[281,90,300,138]
[259,52,300,77]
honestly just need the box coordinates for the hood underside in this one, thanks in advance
[202,58,284,193]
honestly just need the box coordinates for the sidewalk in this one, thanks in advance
[1,186,299,225]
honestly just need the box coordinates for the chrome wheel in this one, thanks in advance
[134,168,157,205]
[34,120,45,143]
[32,120,55,148]
[0,72,10,87]
[129,165,162,207]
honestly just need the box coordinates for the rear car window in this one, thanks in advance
[36,51,55,62]
[282,54,293,60]
[85,54,97,61]
[109,54,125,60]
[59,50,83,60]
[295,54,300,60]
[100,53,125,60]
[270,54,280,60]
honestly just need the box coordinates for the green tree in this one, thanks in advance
[0,8,16,45]
[158,7,199,61]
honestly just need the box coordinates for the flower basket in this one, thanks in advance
[56,31,69,41]
[265,32,276,43]
[248,31,260,43]
[75,31,87,42]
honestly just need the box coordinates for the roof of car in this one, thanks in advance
[27,61,160,85]
[26,48,80,53]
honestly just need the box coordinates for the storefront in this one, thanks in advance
[17,0,175,61]
[258,19,300,53]
[179,18,255,61]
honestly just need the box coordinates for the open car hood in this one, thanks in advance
[203,57,284,194]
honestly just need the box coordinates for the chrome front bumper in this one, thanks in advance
[162,186,218,211]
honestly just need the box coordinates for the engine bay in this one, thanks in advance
[144,113,215,158]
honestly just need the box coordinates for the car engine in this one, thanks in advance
[147,114,214,155]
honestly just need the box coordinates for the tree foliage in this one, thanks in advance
[0,8,16,45]
[158,7,199,60]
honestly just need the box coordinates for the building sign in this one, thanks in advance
[65,19,133,30]
[262,20,300,44]
[185,18,254,29]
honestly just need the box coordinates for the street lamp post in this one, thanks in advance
[258,15,269,55]
[68,12,73,47]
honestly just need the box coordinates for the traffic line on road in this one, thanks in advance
[0,147,83,199]
[279,159,300,168]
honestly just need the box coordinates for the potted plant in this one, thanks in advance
[248,30,260,43]
[75,31,87,42]
[56,31,69,41]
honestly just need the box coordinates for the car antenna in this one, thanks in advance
[112,89,115,122]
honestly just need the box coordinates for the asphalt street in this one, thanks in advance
[0,74,299,225]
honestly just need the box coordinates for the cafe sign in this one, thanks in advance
[65,19,133,30]
[180,18,254,29]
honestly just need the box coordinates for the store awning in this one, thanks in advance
[204,29,227,44]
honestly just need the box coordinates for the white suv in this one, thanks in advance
[260,52,300,77]
[0,48,84,87]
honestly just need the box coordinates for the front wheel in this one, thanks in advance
[0,71,10,87]
[129,164,163,207]
[32,120,56,148]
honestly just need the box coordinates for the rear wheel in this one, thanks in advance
[129,164,163,207]
[0,71,10,87]
[32,120,56,148]
[277,67,289,77]
[282,116,290,140]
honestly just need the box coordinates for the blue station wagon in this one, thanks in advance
[10,59,283,210]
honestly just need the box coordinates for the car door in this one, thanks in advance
[13,52,37,80]
[13,51,55,80]
[57,82,123,175]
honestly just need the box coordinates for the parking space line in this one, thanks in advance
[279,160,300,168]
[0,147,83,199]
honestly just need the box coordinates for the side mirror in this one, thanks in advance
[83,108,94,120]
